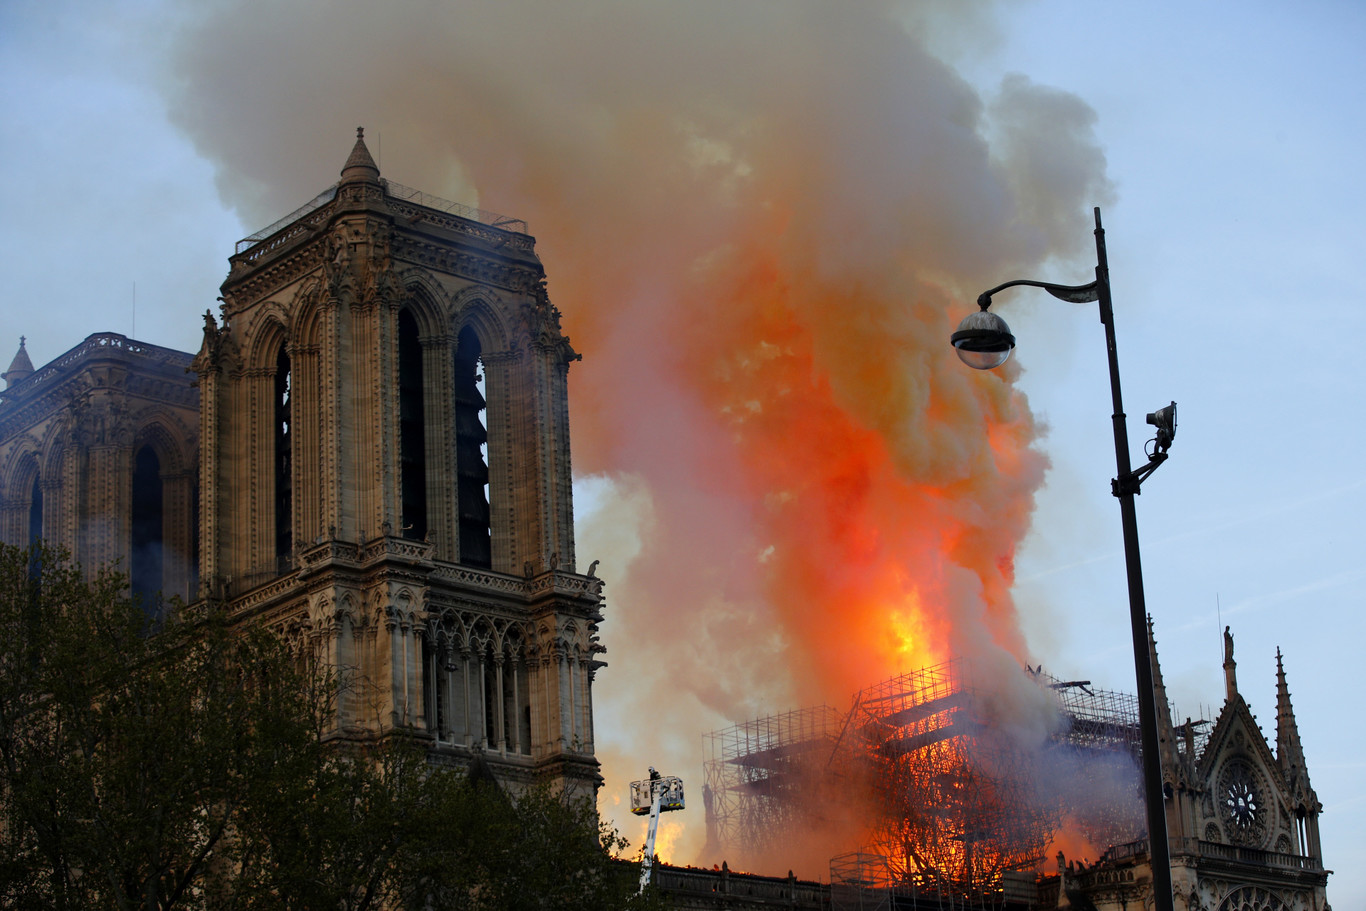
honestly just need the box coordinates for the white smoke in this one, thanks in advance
[152,0,1113,874]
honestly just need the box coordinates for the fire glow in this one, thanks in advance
[164,0,1115,875]
[572,233,1049,704]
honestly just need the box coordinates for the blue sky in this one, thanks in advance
[1,0,1361,903]
[973,4,1366,901]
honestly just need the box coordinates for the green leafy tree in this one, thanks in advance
[0,542,318,909]
[389,771,666,911]
[0,543,667,910]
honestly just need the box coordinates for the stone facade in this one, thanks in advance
[0,334,199,603]
[1058,624,1329,911]
[0,130,603,796]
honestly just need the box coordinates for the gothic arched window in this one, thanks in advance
[130,445,163,608]
[397,310,427,541]
[27,472,42,550]
[27,471,42,586]
[482,641,498,747]
[453,326,490,568]
[274,345,292,568]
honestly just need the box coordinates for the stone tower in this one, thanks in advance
[192,129,602,793]
[0,334,199,605]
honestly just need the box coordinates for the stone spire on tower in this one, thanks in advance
[3,336,34,389]
[340,126,381,184]
[1276,648,1315,803]
[1275,648,1323,860]
[1147,616,1181,784]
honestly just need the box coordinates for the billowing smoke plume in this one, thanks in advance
[156,0,1112,873]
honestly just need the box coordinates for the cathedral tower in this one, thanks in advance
[193,130,602,793]
[0,334,199,605]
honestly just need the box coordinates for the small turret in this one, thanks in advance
[1276,649,1314,800]
[1149,616,1200,848]
[3,336,34,388]
[339,126,381,185]
[1275,648,1322,860]
[1147,616,1180,779]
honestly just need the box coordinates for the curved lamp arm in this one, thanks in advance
[976,278,1100,309]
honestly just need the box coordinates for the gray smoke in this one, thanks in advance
[153,0,1114,873]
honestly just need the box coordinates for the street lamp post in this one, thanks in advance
[951,207,1176,911]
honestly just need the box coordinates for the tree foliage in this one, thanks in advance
[0,543,664,910]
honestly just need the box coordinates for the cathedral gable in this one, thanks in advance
[1196,696,1297,855]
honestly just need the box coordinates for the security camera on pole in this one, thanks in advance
[630,767,685,893]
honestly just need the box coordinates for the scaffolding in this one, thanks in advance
[846,660,1056,896]
[1045,674,1141,753]
[1040,673,1146,852]
[703,705,845,859]
[704,658,1173,903]
[829,852,892,911]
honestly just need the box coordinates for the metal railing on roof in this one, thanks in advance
[236,186,339,254]
[234,180,529,255]
[382,180,529,235]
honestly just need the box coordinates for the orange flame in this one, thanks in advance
[562,228,1047,704]
[164,0,1113,873]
